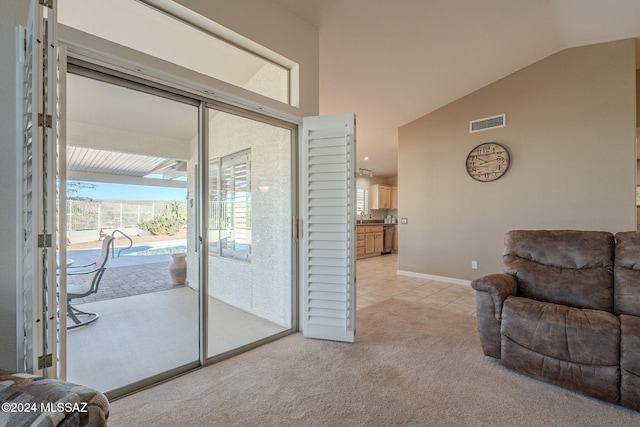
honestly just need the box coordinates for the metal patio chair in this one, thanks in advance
[66,235,113,329]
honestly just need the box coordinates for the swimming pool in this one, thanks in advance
[121,243,187,256]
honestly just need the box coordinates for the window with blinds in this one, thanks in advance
[357,188,369,215]
[209,149,251,262]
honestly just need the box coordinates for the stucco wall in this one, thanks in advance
[207,111,292,327]
[398,39,637,281]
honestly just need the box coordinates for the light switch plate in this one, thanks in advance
[401,218,408,224]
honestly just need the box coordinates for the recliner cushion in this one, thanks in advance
[501,296,620,402]
[503,230,614,311]
[614,231,640,316]
[620,314,640,411]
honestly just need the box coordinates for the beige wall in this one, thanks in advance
[636,69,640,126]
[398,39,637,281]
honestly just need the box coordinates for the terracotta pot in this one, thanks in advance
[168,253,187,285]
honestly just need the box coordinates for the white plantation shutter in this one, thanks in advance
[301,113,356,342]
[19,0,60,376]
[20,0,39,375]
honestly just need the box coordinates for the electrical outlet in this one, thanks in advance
[401,218,408,224]
[471,260,478,269]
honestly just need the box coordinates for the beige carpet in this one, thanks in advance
[109,299,640,426]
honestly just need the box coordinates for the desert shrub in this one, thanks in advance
[138,201,186,236]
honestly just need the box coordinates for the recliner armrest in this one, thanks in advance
[471,273,517,320]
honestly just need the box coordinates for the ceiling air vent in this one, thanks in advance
[469,114,506,133]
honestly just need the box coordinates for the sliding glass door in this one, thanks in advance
[206,107,295,358]
[64,71,200,393]
[63,66,297,395]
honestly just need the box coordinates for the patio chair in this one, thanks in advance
[66,235,114,329]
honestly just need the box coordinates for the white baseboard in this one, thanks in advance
[396,270,471,287]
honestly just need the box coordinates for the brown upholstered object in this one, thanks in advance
[470,273,517,320]
[503,230,614,311]
[620,314,640,411]
[474,291,502,359]
[472,229,640,412]
[614,231,640,316]
[501,297,620,402]
[471,273,517,359]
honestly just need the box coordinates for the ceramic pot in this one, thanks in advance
[168,253,187,285]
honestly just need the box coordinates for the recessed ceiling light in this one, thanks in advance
[363,157,369,161]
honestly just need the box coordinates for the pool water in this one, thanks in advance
[122,245,187,256]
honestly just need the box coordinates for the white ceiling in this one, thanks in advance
[274,0,640,177]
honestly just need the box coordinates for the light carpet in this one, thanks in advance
[109,299,640,426]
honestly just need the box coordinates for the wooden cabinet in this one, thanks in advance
[392,224,398,251]
[364,233,375,253]
[370,184,398,210]
[357,225,384,257]
[391,186,398,210]
[356,229,365,256]
[373,230,384,252]
[369,184,391,210]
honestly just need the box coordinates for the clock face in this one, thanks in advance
[466,142,510,182]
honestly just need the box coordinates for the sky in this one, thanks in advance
[68,181,187,201]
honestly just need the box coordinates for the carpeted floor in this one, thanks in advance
[109,299,640,426]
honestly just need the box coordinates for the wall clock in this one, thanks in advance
[465,142,510,182]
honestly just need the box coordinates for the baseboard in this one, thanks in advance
[396,270,471,287]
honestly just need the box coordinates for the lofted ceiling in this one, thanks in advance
[274,0,640,177]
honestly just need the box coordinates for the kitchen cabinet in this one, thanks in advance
[357,224,384,257]
[357,230,365,256]
[391,186,398,210]
[373,230,384,252]
[392,225,398,251]
[370,184,398,210]
[369,184,390,209]
[365,233,375,253]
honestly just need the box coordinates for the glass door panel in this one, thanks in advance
[65,72,199,393]
[207,108,293,357]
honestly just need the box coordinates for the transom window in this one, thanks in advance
[58,0,295,104]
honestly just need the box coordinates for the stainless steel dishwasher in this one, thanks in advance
[382,225,394,254]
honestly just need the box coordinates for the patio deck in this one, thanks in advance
[64,240,289,393]
[65,242,185,304]
[67,260,183,304]
[66,287,287,393]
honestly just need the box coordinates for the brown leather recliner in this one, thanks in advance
[471,230,640,411]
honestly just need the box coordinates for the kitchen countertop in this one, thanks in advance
[357,221,397,226]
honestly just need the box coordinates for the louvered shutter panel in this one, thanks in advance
[20,0,39,374]
[20,0,60,376]
[301,113,356,342]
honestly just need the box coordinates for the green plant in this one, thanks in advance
[138,201,187,236]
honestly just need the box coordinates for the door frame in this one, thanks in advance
[61,56,300,398]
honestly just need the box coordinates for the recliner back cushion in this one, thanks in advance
[503,230,614,312]
[614,231,640,316]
